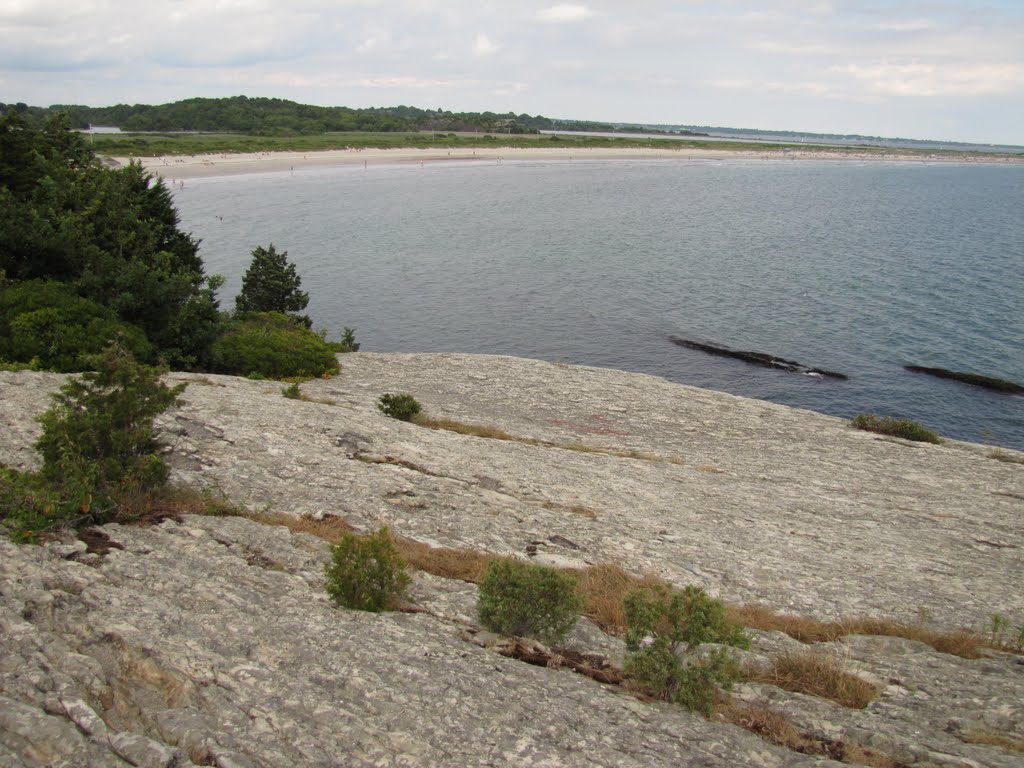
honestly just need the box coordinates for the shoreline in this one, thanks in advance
[111,144,1024,180]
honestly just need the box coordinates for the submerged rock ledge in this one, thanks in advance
[1,353,1022,767]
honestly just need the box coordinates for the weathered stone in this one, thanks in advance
[1,354,1022,767]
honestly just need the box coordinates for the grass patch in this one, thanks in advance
[570,563,666,633]
[414,413,679,464]
[850,414,942,444]
[718,700,906,766]
[729,605,984,659]
[748,649,880,709]
[988,448,1024,464]
[541,501,598,519]
[413,414,521,441]
[957,729,1024,753]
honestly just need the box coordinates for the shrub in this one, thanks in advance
[377,393,421,422]
[0,280,153,371]
[1,344,184,541]
[850,414,941,443]
[623,585,748,714]
[282,382,301,399]
[476,559,583,646]
[324,527,411,612]
[331,326,360,353]
[211,312,338,379]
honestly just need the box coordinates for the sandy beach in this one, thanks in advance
[112,144,1024,181]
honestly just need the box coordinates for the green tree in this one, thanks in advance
[0,109,222,369]
[235,244,310,326]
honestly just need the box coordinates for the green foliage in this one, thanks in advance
[1,345,184,541]
[476,559,583,646]
[0,111,221,368]
[377,393,421,422]
[282,382,301,399]
[324,527,411,612]
[0,280,153,371]
[850,414,942,444]
[211,312,338,379]
[332,326,360,353]
[989,613,1012,646]
[623,585,748,713]
[235,244,310,326]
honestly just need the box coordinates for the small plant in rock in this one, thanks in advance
[623,585,749,715]
[282,382,301,399]
[0,344,185,541]
[477,559,583,646]
[324,527,411,612]
[334,327,360,353]
[377,393,421,422]
[850,414,942,444]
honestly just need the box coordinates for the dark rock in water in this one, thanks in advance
[904,365,1024,394]
[670,338,848,380]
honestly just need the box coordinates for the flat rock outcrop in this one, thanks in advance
[1,353,1022,766]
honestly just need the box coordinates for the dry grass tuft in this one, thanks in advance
[567,562,667,634]
[749,649,880,709]
[988,448,1024,464]
[412,414,522,442]
[718,700,905,766]
[541,501,599,519]
[840,617,982,659]
[413,414,678,464]
[958,729,1024,753]
[696,464,723,473]
[254,513,356,545]
[729,604,984,659]
[392,535,504,583]
[719,700,820,753]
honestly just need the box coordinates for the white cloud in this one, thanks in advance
[874,19,935,32]
[471,33,499,56]
[3,1,1024,143]
[833,61,1024,97]
[536,4,592,24]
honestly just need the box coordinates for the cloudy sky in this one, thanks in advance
[3,1,1023,144]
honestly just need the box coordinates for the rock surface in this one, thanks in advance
[1,353,1022,767]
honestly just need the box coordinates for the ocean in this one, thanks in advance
[171,156,1024,450]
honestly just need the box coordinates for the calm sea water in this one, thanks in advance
[172,157,1024,450]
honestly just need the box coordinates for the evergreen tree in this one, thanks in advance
[0,109,222,369]
[234,244,310,326]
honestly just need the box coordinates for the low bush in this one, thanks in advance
[0,280,153,371]
[477,559,583,646]
[377,393,422,422]
[850,414,941,443]
[282,382,301,399]
[324,527,411,612]
[1,344,184,541]
[211,312,338,379]
[623,585,748,714]
[329,327,360,353]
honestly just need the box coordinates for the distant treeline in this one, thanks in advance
[0,96,662,137]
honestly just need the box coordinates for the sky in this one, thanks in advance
[2,1,1023,145]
